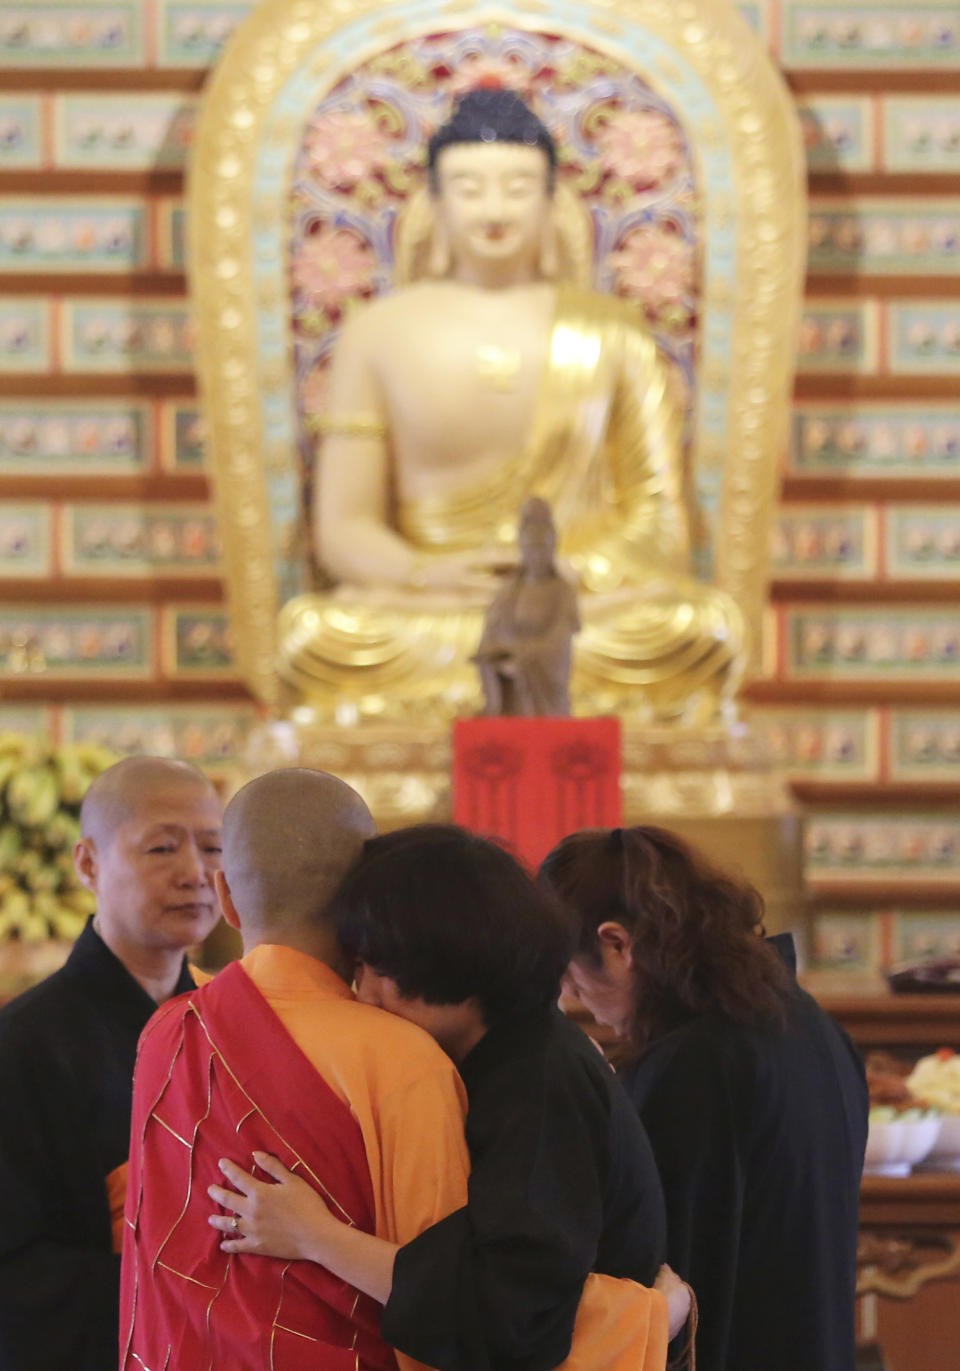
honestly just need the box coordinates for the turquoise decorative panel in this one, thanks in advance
[788,405,960,478]
[890,303,960,373]
[63,300,194,373]
[0,607,153,679]
[797,302,877,373]
[160,402,206,470]
[54,94,197,170]
[0,5,143,67]
[0,97,42,168]
[0,504,52,577]
[895,912,960,962]
[885,97,960,173]
[885,506,960,579]
[889,709,960,781]
[782,3,960,69]
[786,608,960,679]
[163,607,235,677]
[0,401,149,475]
[0,199,148,273]
[811,912,882,972]
[63,504,220,576]
[158,202,186,270]
[156,1,253,67]
[0,300,50,372]
[754,706,880,780]
[808,200,960,276]
[772,505,875,578]
[62,703,256,766]
[806,812,960,882]
[797,96,873,172]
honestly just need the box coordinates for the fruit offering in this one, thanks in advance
[908,1048,960,1115]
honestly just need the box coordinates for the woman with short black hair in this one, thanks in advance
[540,825,869,1371]
[334,823,576,1033]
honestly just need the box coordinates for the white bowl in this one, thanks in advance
[915,1113,960,1172]
[864,1111,942,1176]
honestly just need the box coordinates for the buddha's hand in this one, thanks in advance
[208,1152,336,1260]
[654,1262,692,1341]
[416,547,518,594]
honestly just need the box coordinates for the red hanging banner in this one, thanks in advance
[452,717,622,869]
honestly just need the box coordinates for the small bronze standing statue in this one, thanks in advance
[473,499,580,716]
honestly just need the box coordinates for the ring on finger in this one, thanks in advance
[231,1215,241,1233]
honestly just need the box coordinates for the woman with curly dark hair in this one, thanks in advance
[540,826,868,1371]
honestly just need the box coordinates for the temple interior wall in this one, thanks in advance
[2,0,959,984]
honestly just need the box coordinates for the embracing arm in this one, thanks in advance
[211,1153,398,1303]
[210,1057,470,1321]
[381,1035,623,1371]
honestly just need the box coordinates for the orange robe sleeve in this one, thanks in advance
[558,1273,670,1371]
[105,1161,128,1254]
[377,1071,471,1371]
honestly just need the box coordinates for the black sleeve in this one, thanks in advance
[0,1026,120,1371]
[382,1053,608,1371]
[626,1037,747,1371]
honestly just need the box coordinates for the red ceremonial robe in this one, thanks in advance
[120,962,398,1371]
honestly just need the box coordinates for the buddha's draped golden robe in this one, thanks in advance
[278,286,745,721]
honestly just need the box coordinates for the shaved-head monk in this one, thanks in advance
[120,768,469,1371]
[0,755,223,1371]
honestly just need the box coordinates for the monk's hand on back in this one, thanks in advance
[208,1151,338,1261]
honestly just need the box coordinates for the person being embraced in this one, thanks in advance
[209,824,690,1371]
[540,825,868,1371]
[121,771,471,1371]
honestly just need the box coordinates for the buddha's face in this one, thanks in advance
[433,141,552,276]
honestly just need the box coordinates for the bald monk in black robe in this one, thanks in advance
[0,757,222,1370]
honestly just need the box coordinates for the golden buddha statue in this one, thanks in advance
[278,91,746,723]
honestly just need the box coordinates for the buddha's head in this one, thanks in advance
[427,90,558,281]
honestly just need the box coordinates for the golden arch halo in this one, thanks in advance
[189,0,805,709]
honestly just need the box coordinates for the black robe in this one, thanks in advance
[0,918,195,1371]
[621,934,868,1371]
[382,1005,666,1371]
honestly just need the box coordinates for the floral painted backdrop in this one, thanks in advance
[289,27,700,500]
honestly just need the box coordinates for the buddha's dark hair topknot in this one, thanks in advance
[427,89,557,191]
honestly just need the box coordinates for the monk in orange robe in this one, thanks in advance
[120,770,469,1371]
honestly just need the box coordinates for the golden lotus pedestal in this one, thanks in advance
[241,716,809,952]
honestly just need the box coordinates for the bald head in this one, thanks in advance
[221,768,375,935]
[80,755,218,848]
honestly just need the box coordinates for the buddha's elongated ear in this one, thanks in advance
[427,213,451,278]
[394,187,445,284]
[539,213,560,279]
